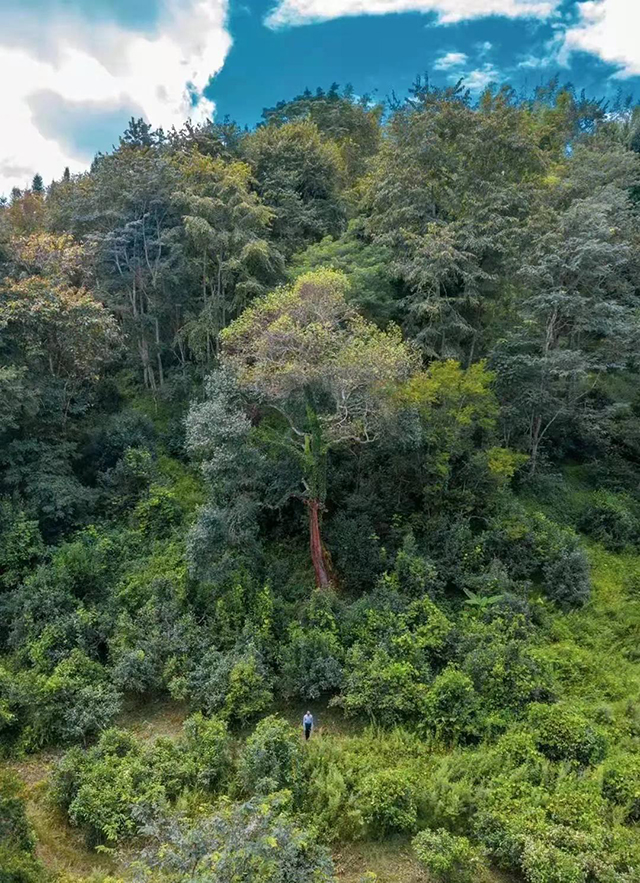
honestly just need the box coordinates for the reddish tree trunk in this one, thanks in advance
[307,498,331,588]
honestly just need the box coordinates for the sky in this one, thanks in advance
[0,0,639,195]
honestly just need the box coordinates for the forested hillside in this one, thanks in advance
[2,80,640,883]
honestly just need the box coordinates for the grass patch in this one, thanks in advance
[116,696,189,741]
[333,838,428,883]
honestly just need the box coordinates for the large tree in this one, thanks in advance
[492,139,640,471]
[189,270,418,587]
[173,152,283,365]
[48,145,184,390]
[261,83,383,182]
[366,84,549,361]
[242,121,346,257]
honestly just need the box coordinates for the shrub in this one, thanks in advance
[280,624,343,700]
[52,718,233,846]
[301,742,364,840]
[482,510,591,608]
[413,828,485,883]
[99,447,154,513]
[181,712,233,791]
[187,644,272,725]
[336,596,450,726]
[338,647,428,726]
[461,619,554,717]
[542,542,591,610]
[0,502,44,593]
[422,666,479,744]
[0,846,45,883]
[225,655,273,724]
[58,732,166,845]
[358,769,418,835]
[50,746,89,811]
[602,752,640,821]
[520,839,585,883]
[528,704,607,766]
[579,491,639,551]
[133,486,183,538]
[393,531,442,598]
[326,512,385,592]
[0,667,30,753]
[238,715,303,798]
[29,650,122,748]
[0,771,45,883]
[134,794,335,883]
[0,772,34,853]
[84,409,156,476]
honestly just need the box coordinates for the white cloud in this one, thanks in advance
[463,62,500,91]
[518,53,553,68]
[0,1,231,195]
[265,0,559,29]
[563,0,640,78]
[434,51,468,70]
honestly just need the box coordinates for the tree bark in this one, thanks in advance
[307,498,332,589]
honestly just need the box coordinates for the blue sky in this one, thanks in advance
[0,0,638,194]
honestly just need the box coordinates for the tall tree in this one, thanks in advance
[261,83,382,181]
[242,121,346,257]
[50,146,184,389]
[0,276,120,423]
[217,269,418,587]
[173,152,283,365]
[492,140,640,471]
[367,84,549,361]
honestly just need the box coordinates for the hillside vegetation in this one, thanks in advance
[1,80,640,883]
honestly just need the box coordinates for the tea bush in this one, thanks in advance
[413,828,485,883]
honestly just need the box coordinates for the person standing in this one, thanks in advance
[303,710,313,741]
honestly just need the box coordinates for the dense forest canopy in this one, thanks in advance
[1,79,640,883]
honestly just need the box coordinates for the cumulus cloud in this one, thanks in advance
[0,1,231,195]
[562,0,640,78]
[434,51,468,70]
[464,63,500,91]
[265,0,559,29]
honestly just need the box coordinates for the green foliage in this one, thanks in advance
[527,703,607,766]
[336,593,452,726]
[261,83,382,180]
[133,794,335,883]
[422,667,479,744]
[242,119,345,255]
[26,650,122,749]
[181,712,233,791]
[133,486,183,537]
[280,623,343,700]
[238,715,303,798]
[0,502,44,593]
[2,76,640,883]
[357,768,418,835]
[0,847,45,883]
[289,224,398,325]
[0,772,44,883]
[579,490,639,551]
[602,752,640,821]
[52,715,233,846]
[0,771,34,853]
[186,644,273,725]
[484,507,591,608]
[413,828,485,883]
